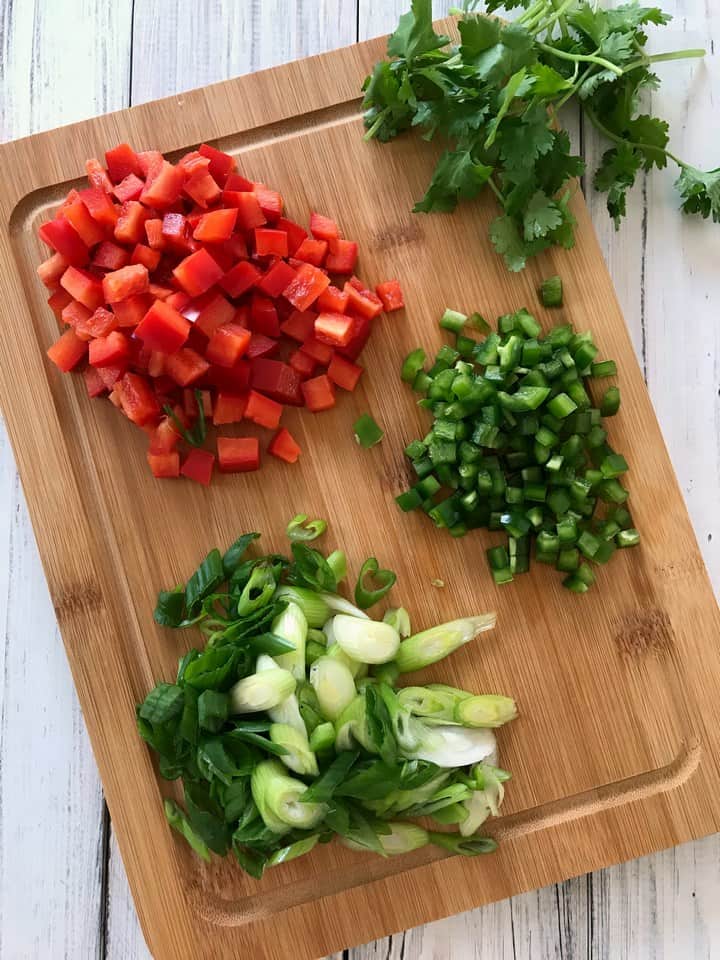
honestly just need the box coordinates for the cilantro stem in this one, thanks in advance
[622,48,706,74]
[583,104,687,169]
[487,176,505,205]
[364,108,390,142]
[537,42,624,77]
[517,0,547,27]
[534,0,575,39]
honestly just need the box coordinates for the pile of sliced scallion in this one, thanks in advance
[137,517,515,878]
[396,301,639,592]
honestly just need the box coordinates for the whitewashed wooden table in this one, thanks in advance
[0,1,718,957]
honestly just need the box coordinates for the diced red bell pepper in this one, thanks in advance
[198,244,234,274]
[193,208,238,243]
[141,160,186,209]
[193,292,235,338]
[198,143,236,185]
[293,238,327,267]
[250,294,280,338]
[148,283,173,300]
[147,451,180,478]
[180,448,216,486]
[60,199,106,248]
[221,233,249,261]
[268,427,301,464]
[144,218,166,250]
[115,201,150,245]
[326,238,358,274]
[275,218,308,256]
[178,151,208,174]
[224,191,266,231]
[84,366,107,398]
[310,212,340,241]
[39,218,89,267]
[165,291,191,313]
[375,279,404,311]
[86,158,113,193]
[118,372,161,425]
[78,187,118,229]
[102,263,149,303]
[213,392,248,425]
[173,248,224,297]
[183,388,213,419]
[206,360,250,394]
[337,312,372,361]
[316,284,349,314]
[254,228,288,258]
[135,300,190,353]
[280,309,316,342]
[327,353,363,391]
[246,334,280,360]
[250,358,303,406]
[224,173,254,192]
[300,336,334,366]
[112,293,152,328]
[47,328,87,372]
[164,347,210,387]
[136,150,163,179]
[161,212,190,250]
[314,312,354,348]
[88,330,131,367]
[147,351,165,377]
[149,417,180,454]
[256,260,296,299]
[183,168,222,209]
[76,306,117,340]
[129,339,152,374]
[37,252,69,288]
[205,322,251,367]
[347,276,365,292]
[131,243,162,272]
[219,260,262,298]
[113,173,144,203]
[48,288,74,319]
[301,374,336,412]
[218,437,260,473]
[245,390,282,430]
[61,299,93,330]
[283,262,330,312]
[289,349,316,379]
[253,184,283,221]
[105,143,141,183]
[92,241,130,271]
[97,363,127,390]
[344,282,383,319]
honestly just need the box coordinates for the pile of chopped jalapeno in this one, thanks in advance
[397,308,640,593]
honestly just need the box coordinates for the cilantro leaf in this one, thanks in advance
[675,166,720,222]
[529,63,574,98]
[594,143,643,227]
[625,114,670,169]
[414,149,493,213]
[387,0,449,62]
[498,104,555,179]
[490,215,530,272]
[577,69,618,100]
[606,5,672,32]
[523,190,563,240]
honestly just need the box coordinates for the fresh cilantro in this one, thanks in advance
[413,149,493,213]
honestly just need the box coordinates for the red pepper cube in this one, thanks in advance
[213,392,247,425]
[284,263,330,312]
[328,353,363,391]
[61,299,92,330]
[48,289,74,319]
[46,328,87,372]
[254,227,288,258]
[207,359,250,394]
[38,218,89,267]
[144,218,166,251]
[205,322,252,368]
[245,390,283,430]
[218,437,260,473]
[347,276,364,292]
[136,149,163,179]
[316,284,349,314]
[135,300,191,353]
[314,312,355,348]
[337,312,372,361]
[275,218,308,256]
[183,168,222,208]
[326,238,358,274]
[178,151,208,174]
[78,187,118,229]
[256,260,297,299]
[310,212,340,241]
[253,184,283,221]
[102,263,149,303]
[105,143,141,183]
[180,448,215,486]
[149,417,180,455]
[165,291,191,313]
[76,306,117,340]
[280,309,316,342]
[224,191,266,231]
[300,336,334,366]
[250,294,280,338]
[92,241,130,272]
[198,143,236,185]
[88,330,131,367]
[194,293,236,338]
[375,279,405,312]
[293,238,328,267]
[60,266,104,311]
[247,334,280,360]
[60,199,106,248]
[173,248,224,297]
[112,293,152,328]
[183,388,213,419]
[84,366,107,398]
[268,427,301,464]
[289,349,316,379]
[113,173,144,203]
[147,451,180,478]
[193,208,238,243]
[250,358,304,406]
[37,252,69,288]
[301,374,336,412]
[219,260,262,299]
[114,201,149,245]
[148,283,173,300]
[141,160,186,209]
[224,173,254,192]
[85,158,113,193]
[98,363,127,390]
[344,282,383,320]
[131,243,161,272]
[164,347,210,387]
[161,212,190,250]
[221,233,249,261]
[118,372,161,425]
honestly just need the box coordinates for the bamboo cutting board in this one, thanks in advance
[0,23,719,960]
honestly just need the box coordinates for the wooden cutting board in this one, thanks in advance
[0,23,719,960]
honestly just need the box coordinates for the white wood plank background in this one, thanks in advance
[0,1,718,957]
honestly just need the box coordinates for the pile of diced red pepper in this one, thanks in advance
[39,142,404,483]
